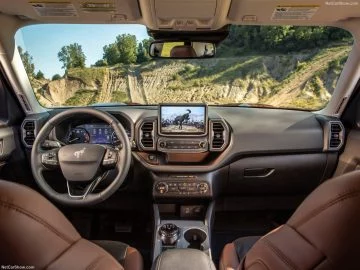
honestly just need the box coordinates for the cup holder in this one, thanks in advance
[184,228,207,250]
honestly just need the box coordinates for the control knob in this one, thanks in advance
[155,182,168,194]
[159,223,180,245]
[159,141,166,148]
[197,183,209,193]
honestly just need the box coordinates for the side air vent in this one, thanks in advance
[328,121,344,151]
[210,120,229,151]
[22,120,36,147]
[140,121,155,150]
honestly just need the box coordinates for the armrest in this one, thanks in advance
[152,249,216,270]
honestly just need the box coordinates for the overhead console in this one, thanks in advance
[147,0,230,30]
[135,104,230,165]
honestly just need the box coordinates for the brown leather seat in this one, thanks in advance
[220,170,360,270]
[0,180,143,270]
[170,45,197,58]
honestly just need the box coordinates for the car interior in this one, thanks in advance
[1,0,360,269]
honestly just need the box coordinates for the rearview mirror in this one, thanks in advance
[149,41,216,59]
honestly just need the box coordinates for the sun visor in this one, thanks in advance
[0,0,141,23]
[228,0,360,24]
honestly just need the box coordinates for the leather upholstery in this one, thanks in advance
[0,180,142,270]
[170,45,197,58]
[220,170,360,270]
[152,249,216,270]
[220,237,260,270]
[93,240,143,270]
[233,236,261,263]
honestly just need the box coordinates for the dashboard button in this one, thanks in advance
[102,149,118,167]
[199,141,206,148]
[169,186,178,192]
[156,182,168,194]
[197,183,209,193]
[159,141,166,148]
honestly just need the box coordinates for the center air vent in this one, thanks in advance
[328,121,344,151]
[140,121,155,150]
[22,120,36,147]
[210,120,229,151]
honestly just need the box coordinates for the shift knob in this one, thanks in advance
[159,223,180,245]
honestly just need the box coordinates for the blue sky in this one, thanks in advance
[15,24,149,78]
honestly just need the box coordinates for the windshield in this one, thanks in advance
[15,24,353,110]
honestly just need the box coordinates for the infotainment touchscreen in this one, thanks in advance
[159,104,207,135]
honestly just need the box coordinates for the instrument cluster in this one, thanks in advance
[67,124,131,146]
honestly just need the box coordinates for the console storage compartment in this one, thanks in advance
[152,249,216,270]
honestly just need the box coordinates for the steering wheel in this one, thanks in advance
[31,108,131,206]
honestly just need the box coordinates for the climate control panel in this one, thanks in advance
[157,138,208,153]
[154,181,210,197]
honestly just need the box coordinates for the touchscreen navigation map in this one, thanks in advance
[160,105,206,134]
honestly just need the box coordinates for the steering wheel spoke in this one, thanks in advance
[41,148,60,169]
[102,147,119,169]
[66,172,107,199]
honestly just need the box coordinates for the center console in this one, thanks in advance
[152,203,214,262]
[133,104,228,266]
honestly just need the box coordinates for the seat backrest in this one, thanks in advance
[0,180,123,269]
[170,45,197,58]
[241,170,360,270]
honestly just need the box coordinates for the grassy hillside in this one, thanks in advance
[32,44,351,110]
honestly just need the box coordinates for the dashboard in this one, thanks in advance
[21,104,344,199]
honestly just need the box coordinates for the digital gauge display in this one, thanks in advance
[88,125,114,144]
[67,124,130,145]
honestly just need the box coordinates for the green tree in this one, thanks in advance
[35,70,45,80]
[18,46,35,77]
[217,25,352,55]
[116,34,137,64]
[103,43,120,65]
[57,43,86,70]
[94,59,108,67]
[137,38,153,63]
[52,74,62,80]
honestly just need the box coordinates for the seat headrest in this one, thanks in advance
[170,45,197,58]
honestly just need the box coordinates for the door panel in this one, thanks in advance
[0,125,15,170]
[334,130,360,176]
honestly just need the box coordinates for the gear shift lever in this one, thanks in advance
[159,223,180,245]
